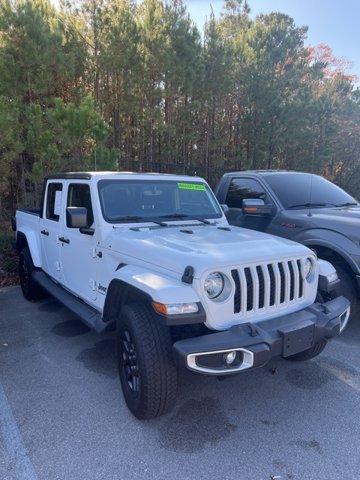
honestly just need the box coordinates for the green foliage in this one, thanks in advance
[0,0,359,219]
[0,233,17,273]
[0,97,22,192]
[26,96,110,180]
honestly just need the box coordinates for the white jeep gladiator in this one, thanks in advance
[14,172,350,419]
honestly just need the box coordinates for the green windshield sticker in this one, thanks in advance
[177,182,206,191]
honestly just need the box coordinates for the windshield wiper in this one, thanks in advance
[111,215,144,221]
[335,202,358,207]
[288,201,358,209]
[159,214,213,225]
[195,218,212,225]
[159,213,188,219]
[111,215,168,226]
[287,203,328,209]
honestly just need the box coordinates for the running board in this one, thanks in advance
[32,271,107,333]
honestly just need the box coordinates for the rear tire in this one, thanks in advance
[18,248,43,301]
[117,303,177,420]
[286,340,327,361]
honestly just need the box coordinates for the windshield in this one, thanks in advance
[98,179,223,223]
[265,173,358,210]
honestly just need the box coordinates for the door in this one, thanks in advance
[60,182,98,303]
[225,177,275,232]
[40,181,63,280]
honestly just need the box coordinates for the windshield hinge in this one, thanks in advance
[182,266,194,285]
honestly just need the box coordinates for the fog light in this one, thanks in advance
[224,351,237,365]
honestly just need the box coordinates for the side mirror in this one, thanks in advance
[221,204,229,215]
[66,207,88,228]
[242,199,273,216]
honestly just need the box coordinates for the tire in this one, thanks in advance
[117,303,178,420]
[334,265,359,323]
[286,340,327,362]
[18,247,43,301]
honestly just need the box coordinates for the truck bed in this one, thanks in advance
[16,209,41,227]
[15,209,42,267]
[17,208,41,216]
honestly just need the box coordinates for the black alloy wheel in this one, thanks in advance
[18,248,44,301]
[120,329,140,395]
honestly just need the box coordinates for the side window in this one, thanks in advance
[225,178,271,209]
[67,184,94,227]
[46,183,63,221]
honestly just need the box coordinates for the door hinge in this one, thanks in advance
[90,279,96,291]
[55,261,61,271]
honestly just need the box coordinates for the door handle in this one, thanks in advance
[41,229,49,236]
[59,236,70,244]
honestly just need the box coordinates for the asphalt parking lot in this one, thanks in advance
[1,286,360,480]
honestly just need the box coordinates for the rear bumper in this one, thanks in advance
[173,296,350,375]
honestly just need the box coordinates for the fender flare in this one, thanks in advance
[102,265,204,326]
[16,228,42,268]
[293,229,360,276]
[102,279,152,324]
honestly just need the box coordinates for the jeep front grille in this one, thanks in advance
[231,260,305,314]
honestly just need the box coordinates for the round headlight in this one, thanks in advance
[204,272,224,299]
[304,257,314,280]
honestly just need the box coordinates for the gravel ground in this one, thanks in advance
[1,285,359,480]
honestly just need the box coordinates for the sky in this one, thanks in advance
[185,0,360,80]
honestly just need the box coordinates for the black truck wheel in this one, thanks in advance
[285,340,327,361]
[19,248,43,301]
[117,303,177,420]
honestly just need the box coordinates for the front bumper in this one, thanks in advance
[173,296,350,375]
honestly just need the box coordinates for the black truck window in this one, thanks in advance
[265,173,357,209]
[226,178,271,208]
[46,183,63,221]
[67,184,94,227]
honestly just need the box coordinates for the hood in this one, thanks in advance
[311,205,360,221]
[104,224,311,277]
[290,205,360,240]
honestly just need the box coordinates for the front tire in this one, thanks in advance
[19,248,43,301]
[117,303,177,420]
[286,340,327,361]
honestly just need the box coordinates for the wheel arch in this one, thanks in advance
[16,229,42,268]
[16,231,28,252]
[305,241,357,276]
[102,279,153,325]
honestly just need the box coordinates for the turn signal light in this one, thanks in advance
[153,302,199,315]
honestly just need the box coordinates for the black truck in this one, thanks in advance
[215,171,360,319]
